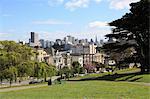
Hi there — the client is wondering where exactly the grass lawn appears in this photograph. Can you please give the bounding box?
[70,68,150,83]
[0,81,149,99]
[0,68,149,99]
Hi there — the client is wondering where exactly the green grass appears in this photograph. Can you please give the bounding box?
[116,73,150,83]
[115,68,140,74]
[71,68,139,79]
[70,68,150,83]
[0,68,149,99]
[0,81,149,99]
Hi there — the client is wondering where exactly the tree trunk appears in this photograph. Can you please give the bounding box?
[140,57,150,73]
[10,79,12,87]
[44,73,47,82]
[140,44,150,73]
[136,44,149,73]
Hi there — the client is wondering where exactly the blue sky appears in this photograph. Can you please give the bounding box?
[0,0,140,42]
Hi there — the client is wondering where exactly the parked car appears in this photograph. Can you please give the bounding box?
[29,80,43,84]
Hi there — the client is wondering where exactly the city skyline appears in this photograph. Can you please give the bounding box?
[0,0,140,42]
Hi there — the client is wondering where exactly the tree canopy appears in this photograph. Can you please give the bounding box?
[0,41,56,85]
[103,0,149,73]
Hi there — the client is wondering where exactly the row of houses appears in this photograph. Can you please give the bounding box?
[25,32,106,70]
[32,43,105,70]
[26,32,139,71]
[19,32,140,72]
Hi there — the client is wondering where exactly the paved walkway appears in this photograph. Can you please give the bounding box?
[0,76,60,88]
[0,84,47,92]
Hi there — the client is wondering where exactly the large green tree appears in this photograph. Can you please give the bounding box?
[103,0,149,73]
[0,41,57,85]
[72,61,82,75]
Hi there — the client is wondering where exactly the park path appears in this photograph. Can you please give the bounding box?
[0,76,61,93]
[1,79,149,93]
[0,84,47,92]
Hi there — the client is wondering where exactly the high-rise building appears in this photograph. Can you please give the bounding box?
[95,36,98,44]
[29,32,39,47]
[39,39,46,48]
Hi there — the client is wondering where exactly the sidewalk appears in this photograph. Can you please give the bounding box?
[0,76,61,88]
[0,84,47,92]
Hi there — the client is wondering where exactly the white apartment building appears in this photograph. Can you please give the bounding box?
[53,50,72,69]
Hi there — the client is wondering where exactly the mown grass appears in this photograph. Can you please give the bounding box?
[70,68,150,83]
[0,68,149,99]
[0,81,149,99]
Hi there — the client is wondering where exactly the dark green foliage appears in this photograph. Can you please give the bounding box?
[72,61,82,74]
[60,66,71,80]
[104,0,150,73]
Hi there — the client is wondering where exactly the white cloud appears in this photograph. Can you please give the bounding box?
[88,21,108,28]
[109,0,140,10]
[65,0,90,11]
[32,19,72,25]
[47,0,139,10]
[65,0,102,11]
[48,0,64,6]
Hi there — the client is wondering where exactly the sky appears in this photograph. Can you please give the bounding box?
[0,0,140,42]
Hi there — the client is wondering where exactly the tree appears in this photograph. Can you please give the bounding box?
[104,0,149,73]
[40,62,56,81]
[0,41,35,84]
[4,67,17,86]
[0,41,58,85]
[17,61,34,81]
[0,70,5,84]
[72,61,82,75]
[84,63,96,73]
[46,65,56,79]
[60,66,71,80]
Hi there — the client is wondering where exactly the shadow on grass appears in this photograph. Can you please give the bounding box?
[68,71,143,82]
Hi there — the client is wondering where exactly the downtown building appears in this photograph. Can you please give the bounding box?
[29,32,40,47]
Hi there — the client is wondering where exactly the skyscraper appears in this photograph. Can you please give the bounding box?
[29,32,39,47]
[39,39,45,48]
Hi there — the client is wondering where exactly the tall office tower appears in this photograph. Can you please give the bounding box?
[29,32,39,47]
[39,39,45,48]
[95,36,98,43]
